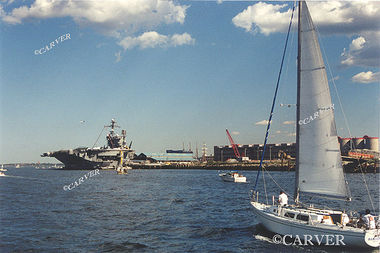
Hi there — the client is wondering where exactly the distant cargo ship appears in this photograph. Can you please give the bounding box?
[41,119,135,170]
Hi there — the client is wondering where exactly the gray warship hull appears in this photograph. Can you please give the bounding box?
[42,119,135,170]
[43,148,134,170]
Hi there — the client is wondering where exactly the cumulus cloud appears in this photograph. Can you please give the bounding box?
[232,1,380,74]
[282,121,295,125]
[1,0,188,36]
[233,1,380,36]
[232,2,291,35]
[352,71,380,84]
[118,31,194,50]
[0,0,194,59]
[231,131,240,135]
[349,36,366,51]
[255,120,270,126]
[171,33,195,46]
[341,33,380,67]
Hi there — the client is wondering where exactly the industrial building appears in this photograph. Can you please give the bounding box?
[214,143,295,162]
[339,136,379,155]
[214,135,379,162]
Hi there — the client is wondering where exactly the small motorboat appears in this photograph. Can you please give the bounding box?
[0,172,6,177]
[219,171,246,183]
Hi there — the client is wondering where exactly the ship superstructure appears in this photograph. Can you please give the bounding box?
[42,119,135,169]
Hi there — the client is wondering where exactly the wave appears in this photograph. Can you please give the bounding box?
[99,241,149,252]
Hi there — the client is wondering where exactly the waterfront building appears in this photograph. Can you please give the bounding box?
[214,135,379,162]
[214,143,295,162]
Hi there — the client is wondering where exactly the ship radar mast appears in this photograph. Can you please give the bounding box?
[105,119,127,149]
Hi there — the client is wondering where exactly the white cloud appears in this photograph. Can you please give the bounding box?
[255,120,270,126]
[0,0,194,60]
[118,31,194,50]
[232,2,291,35]
[1,0,188,36]
[171,33,195,46]
[232,1,380,69]
[115,51,121,63]
[233,1,380,36]
[282,121,295,125]
[341,33,380,67]
[275,130,281,134]
[349,36,366,51]
[287,132,296,137]
[352,71,380,84]
[231,131,239,135]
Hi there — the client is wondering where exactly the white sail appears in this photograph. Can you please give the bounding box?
[296,2,348,199]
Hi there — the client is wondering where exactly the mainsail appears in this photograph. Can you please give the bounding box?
[295,2,349,199]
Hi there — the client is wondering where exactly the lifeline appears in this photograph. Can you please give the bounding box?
[34,33,71,55]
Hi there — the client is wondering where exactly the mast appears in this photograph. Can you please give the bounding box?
[294,0,301,203]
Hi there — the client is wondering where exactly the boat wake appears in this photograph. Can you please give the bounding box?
[1,175,49,182]
[254,234,275,244]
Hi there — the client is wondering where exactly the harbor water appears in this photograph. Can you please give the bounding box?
[0,167,379,252]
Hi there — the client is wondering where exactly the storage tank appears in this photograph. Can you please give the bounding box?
[352,137,364,149]
[363,136,379,151]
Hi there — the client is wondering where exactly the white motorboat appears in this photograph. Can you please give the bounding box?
[219,171,246,183]
[250,1,379,248]
[0,172,6,177]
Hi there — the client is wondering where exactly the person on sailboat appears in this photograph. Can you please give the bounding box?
[356,214,366,228]
[363,209,376,230]
[341,212,350,226]
[278,191,288,206]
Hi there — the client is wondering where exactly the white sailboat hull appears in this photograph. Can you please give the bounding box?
[251,201,380,248]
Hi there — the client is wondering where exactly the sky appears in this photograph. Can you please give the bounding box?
[0,0,379,163]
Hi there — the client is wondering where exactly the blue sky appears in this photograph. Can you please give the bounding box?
[1,0,379,163]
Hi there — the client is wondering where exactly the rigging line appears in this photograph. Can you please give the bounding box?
[253,2,296,191]
[262,167,291,198]
[262,167,268,204]
[280,19,297,108]
[261,166,311,208]
[318,30,376,210]
[358,164,376,211]
[92,126,106,148]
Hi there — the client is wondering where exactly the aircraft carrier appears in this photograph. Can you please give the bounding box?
[41,119,135,170]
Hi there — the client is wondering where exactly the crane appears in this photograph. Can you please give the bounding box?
[226,129,241,159]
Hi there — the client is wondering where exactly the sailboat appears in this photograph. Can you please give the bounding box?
[250,1,379,248]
